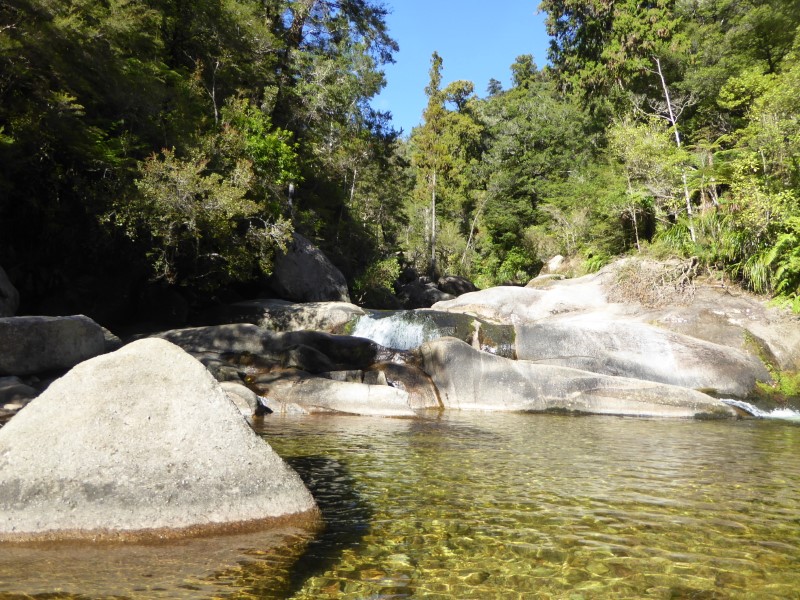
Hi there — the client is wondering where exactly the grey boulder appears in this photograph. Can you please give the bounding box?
[420,338,736,418]
[0,315,107,376]
[0,338,317,541]
[269,233,350,302]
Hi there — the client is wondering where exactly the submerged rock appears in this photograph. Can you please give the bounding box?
[420,338,736,418]
[0,338,317,541]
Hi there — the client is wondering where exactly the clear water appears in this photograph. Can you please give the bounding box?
[2,413,800,599]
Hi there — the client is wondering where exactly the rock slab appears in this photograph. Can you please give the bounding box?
[420,338,736,418]
[0,338,317,541]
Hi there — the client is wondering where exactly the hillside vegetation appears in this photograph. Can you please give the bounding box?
[2,0,799,318]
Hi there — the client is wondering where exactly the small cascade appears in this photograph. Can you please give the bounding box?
[350,311,442,350]
[721,399,800,421]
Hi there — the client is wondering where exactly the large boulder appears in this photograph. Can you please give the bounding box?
[204,299,365,333]
[269,233,350,302]
[0,338,317,541]
[516,314,771,398]
[419,338,736,418]
[371,363,441,410]
[0,267,19,317]
[437,275,478,297]
[0,315,107,376]
[398,280,454,309]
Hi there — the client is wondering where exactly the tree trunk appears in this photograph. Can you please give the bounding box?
[654,57,696,243]
[430,169,437,278]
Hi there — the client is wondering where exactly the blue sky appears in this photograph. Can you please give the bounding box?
[372,1,551,135]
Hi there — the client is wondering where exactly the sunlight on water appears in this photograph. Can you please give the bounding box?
[2,413,800,599]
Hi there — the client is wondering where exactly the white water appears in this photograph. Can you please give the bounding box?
[350,311,442,350]
[721,398,800,421]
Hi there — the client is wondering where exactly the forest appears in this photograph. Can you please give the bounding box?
[1,0,799,323]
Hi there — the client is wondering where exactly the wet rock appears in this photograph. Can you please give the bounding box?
[0,338,318,541]
[157,325,384,372]
[371,363,441,410]
[0,315,107,376]
[419,337,736,418]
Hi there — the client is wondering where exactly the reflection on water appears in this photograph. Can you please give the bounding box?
[1,413,800,599]
[259,414,800,599]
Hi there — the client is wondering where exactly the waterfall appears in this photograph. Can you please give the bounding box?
[721,399,800,421]
[350,311,442,350]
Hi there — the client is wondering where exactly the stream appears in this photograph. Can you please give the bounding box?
[2,412,799,598]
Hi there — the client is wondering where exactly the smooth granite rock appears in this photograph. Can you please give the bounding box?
[0,338,318,541]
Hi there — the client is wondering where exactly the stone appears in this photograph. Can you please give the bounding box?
[0,377,38,409]
[371,363,441,410]
[398,280,455,309]
[437,275,479,297]
[263,375,415,417]
[0,315,107,376]
[515,314,770,398]
[544,255,565,273]
[204,299,365,333]
[269,233,350,302]
[0,338,317,541]
[419,337,736,418]
[219,381,260,417]
[0,267,19,317]
[432,275,612,324]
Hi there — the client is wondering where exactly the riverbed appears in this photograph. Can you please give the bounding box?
[1,412,799,598]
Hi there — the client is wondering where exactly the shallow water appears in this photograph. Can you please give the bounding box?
[2,413,800,599]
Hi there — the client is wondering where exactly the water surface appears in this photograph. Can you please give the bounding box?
[258,413,800,599]
[1,413,799,599]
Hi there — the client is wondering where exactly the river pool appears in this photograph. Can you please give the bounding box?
[1,412,800,599]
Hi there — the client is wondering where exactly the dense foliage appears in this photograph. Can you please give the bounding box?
[403,0,800,306]
[0,0,402,318]
[3,0,800,318]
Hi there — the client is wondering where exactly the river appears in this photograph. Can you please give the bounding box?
[1,412,799,598]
